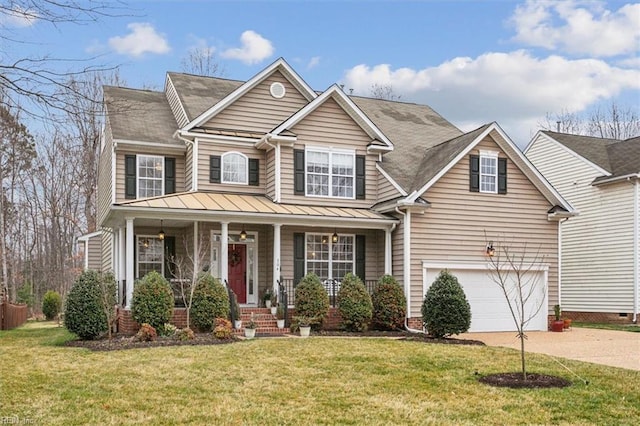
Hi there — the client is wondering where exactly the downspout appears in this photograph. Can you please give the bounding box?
[395,206,423,333]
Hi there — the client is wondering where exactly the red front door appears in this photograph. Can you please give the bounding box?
[228,245,247,303]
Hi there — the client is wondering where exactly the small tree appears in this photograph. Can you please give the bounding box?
[294,273,329,330]
[42,290,62,320]
[371,275,406,330]
[486,236,547,381]
[337,273,372,331]
[421,270,471,338]
[99,272,117,340]
[131,271,174,331]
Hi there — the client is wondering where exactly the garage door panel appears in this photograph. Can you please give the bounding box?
[424,266,547,333]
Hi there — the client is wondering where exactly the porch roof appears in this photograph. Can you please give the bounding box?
[109,192,397,229]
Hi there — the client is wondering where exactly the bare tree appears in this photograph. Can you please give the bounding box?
[181,47,225,77]
[541,101,640,139]
[485,235,547,381]
[99,272,117,340]
[370,83,401,101]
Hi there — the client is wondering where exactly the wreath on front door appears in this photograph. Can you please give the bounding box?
[230,249,242,267]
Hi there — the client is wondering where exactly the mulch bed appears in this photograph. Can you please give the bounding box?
[479,372,572,389]
[65,334,238,352]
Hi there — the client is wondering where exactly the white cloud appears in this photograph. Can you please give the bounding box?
[108,23,170,58]
[307,56,321,69]
[342,51,640,146]
[221,30,274,65]
[510,1,640,57]
[0,6,37,27]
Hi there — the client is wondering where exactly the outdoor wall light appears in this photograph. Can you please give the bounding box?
[332,230,339,243]
[158,220,165,241]
[239,226,247,241]
[486,242,495,257]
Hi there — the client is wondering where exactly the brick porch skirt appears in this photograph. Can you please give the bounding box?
[560,311,636,324]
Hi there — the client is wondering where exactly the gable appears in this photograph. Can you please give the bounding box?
[203,70,310,133]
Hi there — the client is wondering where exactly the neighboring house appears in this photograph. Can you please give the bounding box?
[525,131,639,323]
[77,231,102,271]
[97,58,575,333]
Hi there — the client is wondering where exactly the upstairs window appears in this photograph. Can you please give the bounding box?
[480,153,498,193]
[222,152,248,184]
[137,155,164,198]
[305,148,354,198]
[470,151,507,194]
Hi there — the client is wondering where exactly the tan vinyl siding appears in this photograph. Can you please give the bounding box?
[281,98,377,207]
[205,71,309,133]
[115,151,186,202]
[165,76,188,127]
[185,143,193,191]
[266,148,276,200]
[197,143,266,194]
[378,172,402,203]
[97,123,114,226]
[87,235,102,271]
[101,230,113,273]
[391,216,405,287]
[409,136,559,317]
[527,134,635,312]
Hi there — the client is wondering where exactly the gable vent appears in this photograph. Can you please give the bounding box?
[270,82,286,99]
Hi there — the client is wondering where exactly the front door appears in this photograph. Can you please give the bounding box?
[228,244,247,303]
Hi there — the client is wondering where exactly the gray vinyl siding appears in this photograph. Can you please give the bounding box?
[101,230,113,273]
[87,234,102,271]
[204,71,309,133]
[527,134,635,313]
[97,123,114,226]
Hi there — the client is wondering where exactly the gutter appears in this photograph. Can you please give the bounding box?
[592,173,640,186]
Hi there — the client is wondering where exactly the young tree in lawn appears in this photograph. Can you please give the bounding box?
[99,272,118,340]
[485,235,547,381]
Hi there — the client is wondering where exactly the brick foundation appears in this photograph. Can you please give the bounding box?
[117,307,190,335]
[561,311,636,324]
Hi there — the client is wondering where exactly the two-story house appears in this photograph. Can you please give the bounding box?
[95,58,575,333]
[526,131,639,324]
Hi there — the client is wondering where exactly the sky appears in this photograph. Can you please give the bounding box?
[3,0,640,147]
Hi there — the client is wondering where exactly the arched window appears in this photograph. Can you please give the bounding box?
[222,152,248,184]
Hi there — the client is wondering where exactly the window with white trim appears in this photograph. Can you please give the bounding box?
[137,155,164,198]
[305,234,354,281]
[222,152,248,184]
[137,236,164,278]
[479,152,498,193]
[305,148,354,198]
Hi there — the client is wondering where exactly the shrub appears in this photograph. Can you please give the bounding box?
[213,318,233,340]
[131,271,174,330]
[159,323,177,337]
[294,273,329,330]
[134,323,157,342]
[174,328,195,341]
[421,270,471,338]
[371,275,406,330]
[337,273,372,331]
[42,290,62,320]
[64,270,107,340]
[191,274,230,332]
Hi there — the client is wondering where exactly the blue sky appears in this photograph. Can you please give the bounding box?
[4,0,639,146]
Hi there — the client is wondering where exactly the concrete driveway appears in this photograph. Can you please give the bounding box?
[461,327,640,371]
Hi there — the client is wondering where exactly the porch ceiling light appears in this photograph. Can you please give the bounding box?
[332,230,339,243]
[240,226,247,241]
[158,220,165,241]
[486,242,495,257]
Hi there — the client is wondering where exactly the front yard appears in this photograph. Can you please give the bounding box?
[2,322,639,425]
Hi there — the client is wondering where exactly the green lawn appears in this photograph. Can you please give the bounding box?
[573,321,640,333]
[2,322,639,425]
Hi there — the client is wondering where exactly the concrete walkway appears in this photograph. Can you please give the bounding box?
[461,327,640,371]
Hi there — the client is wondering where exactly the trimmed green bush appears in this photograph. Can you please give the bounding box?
[294,273,329,330]
[421,270,471,338]
[42,290,62,320]
[337,273,372,331]
[371,275,406,330]
[64,270,107,340]
[131,271,174,330]
[191,274,230,332]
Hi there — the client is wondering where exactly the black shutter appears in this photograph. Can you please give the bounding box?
[165,157,176,194]
[356,155,366,199]
[248,158,259,186]
[469,155,479,192]
[125,155,136,199]
[164,236,176,279]
[498,158,507,194]
[210,155,221,183]
[355,235,365,282]
[294,233,305,285]
[294,149,305,195]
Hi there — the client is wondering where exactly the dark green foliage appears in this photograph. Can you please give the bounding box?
[421,270,471,338]
[131,271,174,330]
[191,274,230,332]
[294,273,329,330]
[42,290,62,320]
[64,270,108,340]
[371,275,406,330]
[337,273,372,331]
[16,283,35,307]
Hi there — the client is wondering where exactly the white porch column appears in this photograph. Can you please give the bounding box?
[118,227,125,304]
[273,224,282,295]
[384,227,392,275]
[125,218,134,309]
[220,222,229,285]
[193,221,199,273]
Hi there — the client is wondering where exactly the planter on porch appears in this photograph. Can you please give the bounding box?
[299,326,311,338]
[244,327,256,339]
[234,320,242,330]
[276,319,285,329]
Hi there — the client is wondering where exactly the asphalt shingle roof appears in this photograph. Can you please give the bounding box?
[167,72,243,120]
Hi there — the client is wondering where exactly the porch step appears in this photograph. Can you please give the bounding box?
[235,307,289,335]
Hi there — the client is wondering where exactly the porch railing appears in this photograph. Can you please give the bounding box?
[279,278,379,308]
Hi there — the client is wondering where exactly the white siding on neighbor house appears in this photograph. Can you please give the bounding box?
[280,98,378,208]
[407,136,559,318]
[204,71,309,133]
[196,143,266,194]
[527,134,636,313]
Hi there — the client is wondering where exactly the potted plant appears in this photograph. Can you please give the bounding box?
[244,313,257,339]
[270,301,278,316]
[295,316,312,338]
[263,289,273,308]
[233,298,242,330]
[563,317,572,330]
[551,304,564,332]
[276,304,285,329]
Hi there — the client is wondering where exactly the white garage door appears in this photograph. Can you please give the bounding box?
[424,264,548,332]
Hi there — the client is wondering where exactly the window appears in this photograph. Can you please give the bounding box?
[137,236,164,278]
[305,234,354,281]
[222,152,248,184]
[137,155,164,198]
[480,153,498,193]
[305,148,354,198]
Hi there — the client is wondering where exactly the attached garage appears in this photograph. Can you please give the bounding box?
[423,262,549,332]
